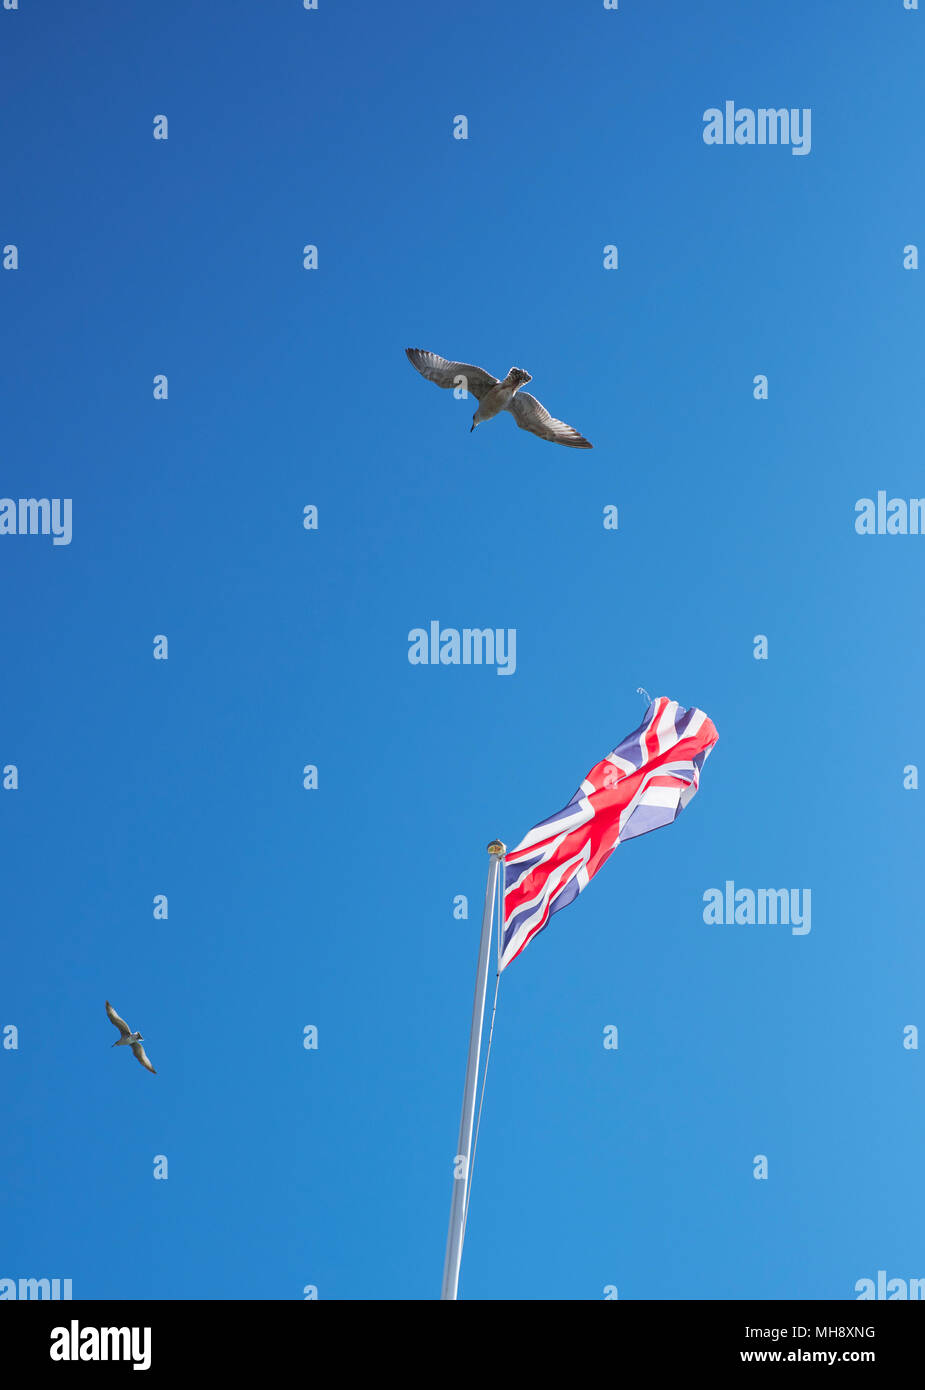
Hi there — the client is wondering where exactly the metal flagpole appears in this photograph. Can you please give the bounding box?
[440,837,506,1301]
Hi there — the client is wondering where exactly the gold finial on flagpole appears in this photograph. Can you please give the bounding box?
[487,839,506,856]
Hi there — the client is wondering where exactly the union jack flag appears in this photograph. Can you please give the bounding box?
[499,697,718,971]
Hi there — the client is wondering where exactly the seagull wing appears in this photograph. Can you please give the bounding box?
[132,1041,156,1074]
[106,1000,132,1038]
[405,349,497,401]
[506,391,593,448]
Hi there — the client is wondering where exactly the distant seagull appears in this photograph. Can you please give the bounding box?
[405,349,593,448]
[105,1001,156,1074]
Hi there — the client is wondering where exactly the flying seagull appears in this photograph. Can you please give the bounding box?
[405,349,593,448]
[105,1000,156,1074]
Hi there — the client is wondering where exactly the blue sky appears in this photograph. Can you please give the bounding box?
[2,0,924,1300]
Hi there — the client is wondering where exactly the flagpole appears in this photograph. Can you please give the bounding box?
[440,837,506,1301]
